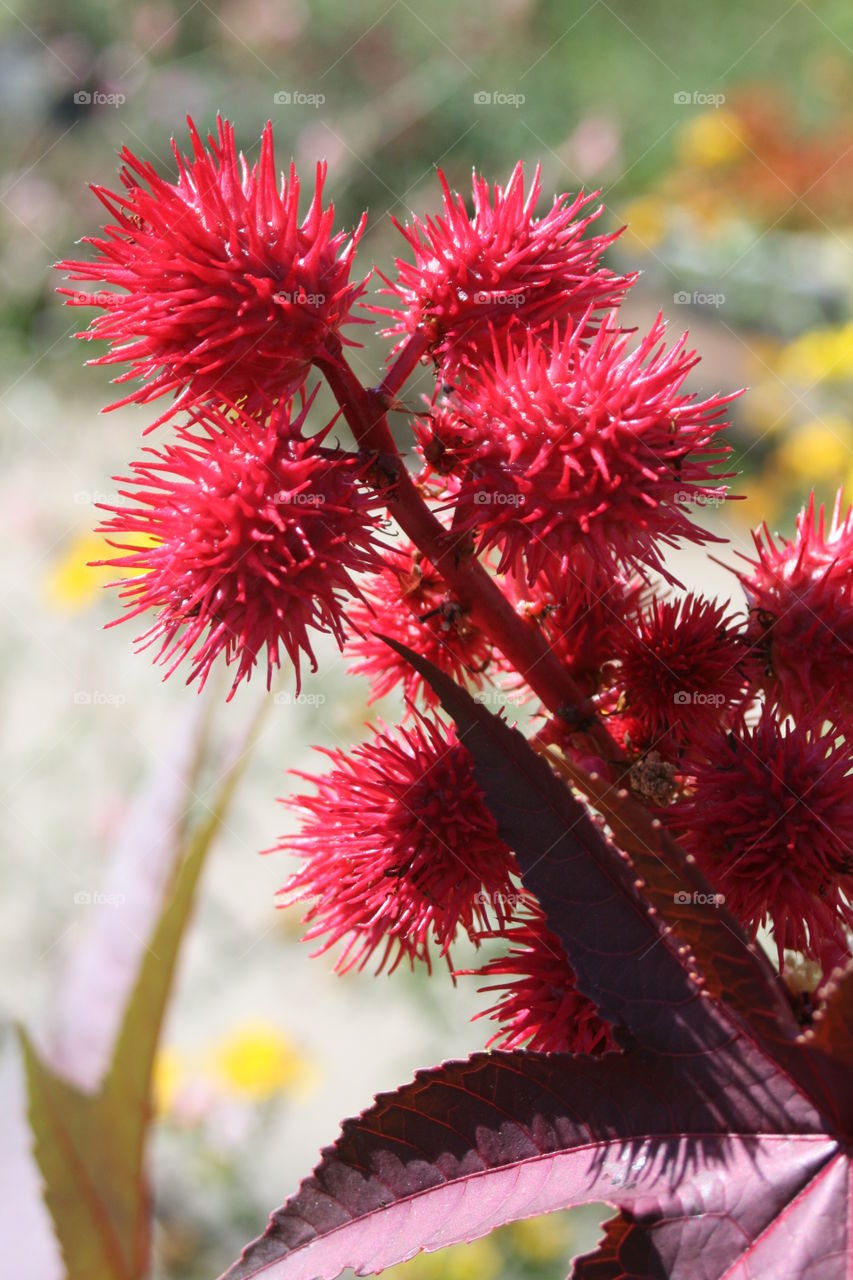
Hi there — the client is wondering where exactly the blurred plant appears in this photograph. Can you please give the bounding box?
[54,117,853,1280]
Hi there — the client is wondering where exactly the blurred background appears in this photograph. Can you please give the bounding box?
[2,1,853,1276]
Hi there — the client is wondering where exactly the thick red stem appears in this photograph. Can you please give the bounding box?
[316,340,621,770]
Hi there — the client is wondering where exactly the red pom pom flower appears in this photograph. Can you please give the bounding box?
[429,315,735,583]
[58,116,367,422]
[378,163,630,378]
[279,713,518,973]
[345,542,495,707]
[736,490,853,722]
[672,706,853,962]
[96,393,382,698]
[462,899,615,1054]
[611,592,751,762]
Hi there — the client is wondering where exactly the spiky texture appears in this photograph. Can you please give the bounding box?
[279,714,518,973]
[58,116,367,422]
[377,163,630,378]
[96,394,382,698]
[672,706,853,963]
[430,316,735,583]
[612,593,752,762]
[462,900,616,1054]
[509,558,646,698]
[736,490,853,722]
[346,542,495,708]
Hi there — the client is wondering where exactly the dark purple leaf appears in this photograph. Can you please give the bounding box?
[221,1044,840,1280]
[220,654,853,1280]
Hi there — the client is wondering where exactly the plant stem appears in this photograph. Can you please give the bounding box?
[316,339,622,772]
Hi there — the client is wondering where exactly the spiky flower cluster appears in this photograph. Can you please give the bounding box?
[611,593,750,762]
[424,316,734,583]
[97,395,382,697]
[59,116,367,420]
[64,125,853,1055]
[673,706,853,961]
[279,714,518,973]
[737,491,853,719]
[377,163,630,378]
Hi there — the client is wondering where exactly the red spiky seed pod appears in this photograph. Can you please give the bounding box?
[671,706,853,963]
[278,713,518,974]
[345,542,495,707]
[438,315,735,584]
[57,116,367,423]
[611,593,752,763]
[461,899,616,1054]
[96,394,382,698]
[377,163,631,379]
[736,490,853,722]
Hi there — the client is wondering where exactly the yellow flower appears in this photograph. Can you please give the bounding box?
[212,1021,314,1101]
[777,323,853,384]
[676,110,745,168]
[44,530,161,612]
[619,195,668,252]
[776,417,853,481]
[43,533,114,612]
